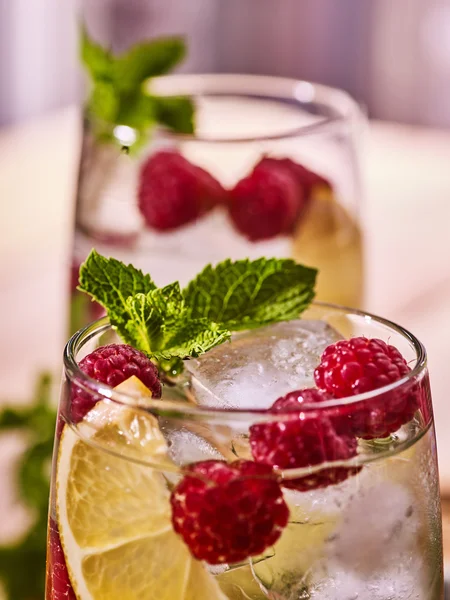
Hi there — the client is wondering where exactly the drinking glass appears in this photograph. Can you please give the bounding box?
[71,73,364,331]
[46,304,442,599]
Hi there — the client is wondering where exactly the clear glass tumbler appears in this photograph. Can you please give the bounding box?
[46,304,442,600]
[71,73,364,332]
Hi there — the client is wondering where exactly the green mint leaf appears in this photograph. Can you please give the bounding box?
[0,373,56,600]
[155,319,230,360]
[113,37,186,90]
[78,251,230,361]
[115,91,156,129]
[183,258,317,331]
[149,282,184,326]
[123,293,162,355]
[152,95,195,134]
[79,252,316,365]
[88,81,119,123]
[0,407,31,430]
[19,440,54,513]
[80,25,113,81]
[78,249,156,341]
[0,373,54,435]
[80,28,194,147]
[124,284,193,356]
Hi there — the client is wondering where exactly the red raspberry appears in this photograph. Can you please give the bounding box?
[314,337,419,439]
[228,159,305,241]
[71,344,161,423]
[249,389,360,491]
[138,150,225,231]
[258,156,331,198]
[46,519,76,600]
[170,459,289,564]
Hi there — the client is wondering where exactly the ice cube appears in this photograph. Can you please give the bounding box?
[186,320,342,410]
[309,556,425,600]
[165,428,224,466]
[305,477,427,600]
[328,480,419,572]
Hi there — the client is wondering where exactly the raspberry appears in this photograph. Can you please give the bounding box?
[138,150,225,231]
[228,159,305,241]
[71,344,161,423]
[249,389,360,491]
[258,156,331,198]
[314,337,419,439]
[46,519,76,600]
[170,459,289,564]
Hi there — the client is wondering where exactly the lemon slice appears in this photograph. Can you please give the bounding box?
[56,376,227,600]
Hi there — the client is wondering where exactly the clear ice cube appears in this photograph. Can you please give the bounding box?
[306,478,426,600]
[309,557,425,600]
[329,480,419,571]
[165,428,224,466]
[186,320,343,409]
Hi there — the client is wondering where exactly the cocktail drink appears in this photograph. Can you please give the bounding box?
[47,253,442,599]
[71,62,364,331]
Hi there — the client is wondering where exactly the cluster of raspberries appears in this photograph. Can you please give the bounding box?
[137,150,330,241]
[68,336,419,565]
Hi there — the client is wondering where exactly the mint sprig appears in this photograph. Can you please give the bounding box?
[184,258,317,331]
[78,251,155,337]
[81,26,112,81]
[112,39,186,90]
[79,250,317,366]
[80,27,195,145]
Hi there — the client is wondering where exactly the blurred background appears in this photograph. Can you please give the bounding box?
[2,0,450,127]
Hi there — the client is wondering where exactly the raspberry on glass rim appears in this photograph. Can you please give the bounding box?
[314,337,420,439]
[249,389,361,491]
[138,150,226,231]
[170,459,289,564]
[71,344,161,424]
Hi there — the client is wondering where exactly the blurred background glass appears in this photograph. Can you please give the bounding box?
[71,73,364,335]
[2,0,450,128]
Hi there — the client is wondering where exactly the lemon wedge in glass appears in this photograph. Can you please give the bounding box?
[56,376,227,600]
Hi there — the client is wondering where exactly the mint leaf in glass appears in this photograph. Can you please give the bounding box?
[80,27,195,142]
[115,92,156,130]
[78,251,317,366]
[148,282,185,327]
[123,287,229,359]
[158,319,230,360]
[183,258,317,331]
[123,293,161,355]
[122,284,187,354]
[152,95,195,134]
[78,249,156,342]
[80,25,113,80]
[113,37,186,91]
[88,81,119,123]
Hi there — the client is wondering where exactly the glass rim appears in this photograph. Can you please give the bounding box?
[145,73,361,144]
[63,302,427,423]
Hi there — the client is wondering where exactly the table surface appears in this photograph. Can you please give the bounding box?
[2,106,450,542]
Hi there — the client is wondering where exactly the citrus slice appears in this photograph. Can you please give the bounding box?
[56,376,227,600]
